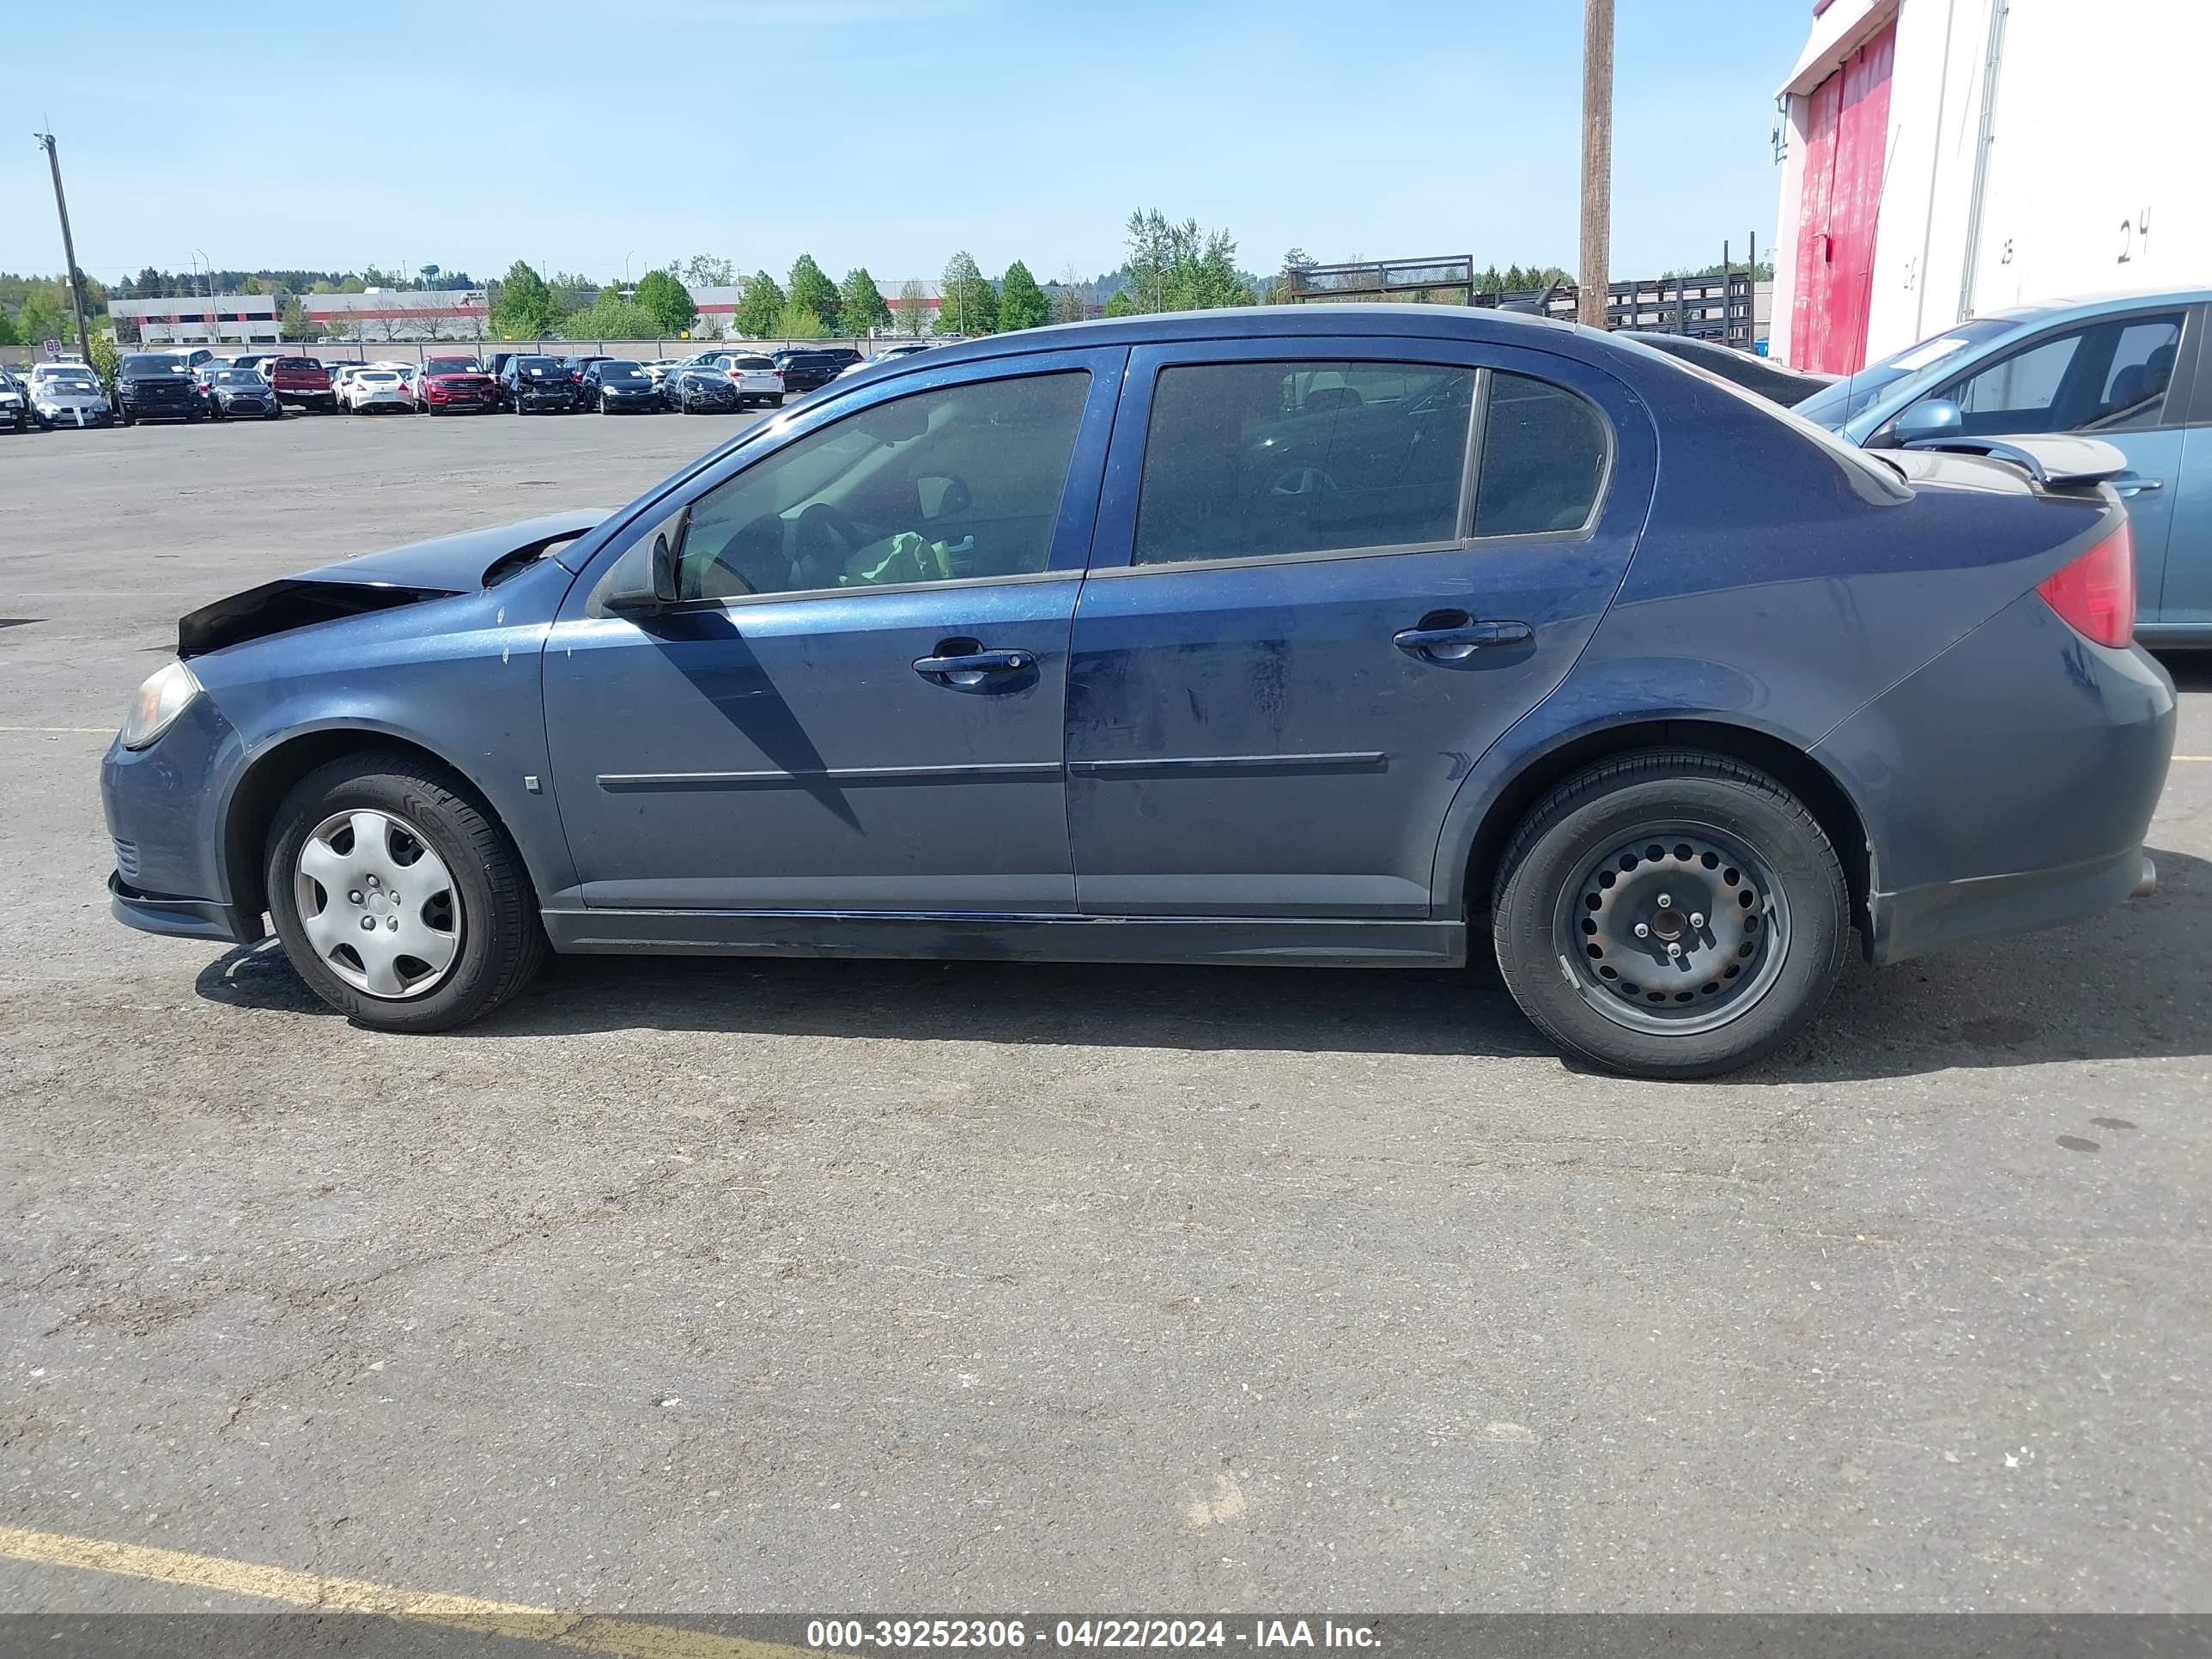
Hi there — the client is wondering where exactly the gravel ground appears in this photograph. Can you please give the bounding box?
[3,411,2209,1615]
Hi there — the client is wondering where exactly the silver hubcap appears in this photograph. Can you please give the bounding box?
[294,809,463,1000]
[1557,826,1790,1036]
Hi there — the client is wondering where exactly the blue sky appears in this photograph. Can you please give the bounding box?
[6,0,1808,289]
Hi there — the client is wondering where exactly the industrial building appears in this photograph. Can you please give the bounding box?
[107,293,281,345]
[1771,0,2210,374]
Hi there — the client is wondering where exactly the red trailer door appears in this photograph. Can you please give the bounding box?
[1790,18,1895,374]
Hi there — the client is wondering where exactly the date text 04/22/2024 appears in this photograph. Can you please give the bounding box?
[805,1619,1383,1650]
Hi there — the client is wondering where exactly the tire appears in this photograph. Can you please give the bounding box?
[1490,750,1849,1080]
[264,752,546,1034]
[769,394,784,408]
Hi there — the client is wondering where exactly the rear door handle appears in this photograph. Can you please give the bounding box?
[1393,615,1534,662]
[913,647,1036,685]
[2112,472,2164,496]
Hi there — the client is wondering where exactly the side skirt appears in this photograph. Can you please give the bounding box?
[541,908,1467,969]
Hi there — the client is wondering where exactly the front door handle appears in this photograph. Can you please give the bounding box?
[2112,472,2165,496]
[1393,614,1534,662]
[913,647,1036,686]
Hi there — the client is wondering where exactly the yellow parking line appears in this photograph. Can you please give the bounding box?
[0,1525,811,1659]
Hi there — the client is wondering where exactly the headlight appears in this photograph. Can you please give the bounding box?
[119,659,203,750]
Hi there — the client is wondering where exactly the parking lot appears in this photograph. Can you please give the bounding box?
[4,412,2210,1614]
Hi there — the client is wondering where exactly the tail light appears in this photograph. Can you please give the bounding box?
[2035,520,2135,648]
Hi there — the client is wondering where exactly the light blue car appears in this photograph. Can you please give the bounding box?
[1796,289,2211,648]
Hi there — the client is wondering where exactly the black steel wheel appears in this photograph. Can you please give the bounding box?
[1492,751,1849,1079]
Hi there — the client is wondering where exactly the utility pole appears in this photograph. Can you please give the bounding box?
[1577,0,1614,330]
[33,133,95,365]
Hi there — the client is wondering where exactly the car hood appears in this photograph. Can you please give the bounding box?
[177,508,611,657]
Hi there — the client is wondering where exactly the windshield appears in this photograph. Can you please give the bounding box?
[212,371,259,386]
[426,358,480,374]
[518,357,562,372]
[1792,317,2015,429]
[601,363,647,380]
[44,374,97,392]
[120,356,185,376]
[730,356,774,369]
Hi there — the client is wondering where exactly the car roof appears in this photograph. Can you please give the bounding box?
[1984,286,2212,323]
[907,302,1589,375]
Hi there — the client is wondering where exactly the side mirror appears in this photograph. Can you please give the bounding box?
[1893,398,1964,447]
[606,506,688,612]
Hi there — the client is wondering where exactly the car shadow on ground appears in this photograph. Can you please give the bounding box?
[194,845,2211,1082]
[2157,653,2212,692]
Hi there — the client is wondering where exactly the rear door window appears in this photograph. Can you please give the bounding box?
[1131,360,1475,565]
[1473,374,1609,536]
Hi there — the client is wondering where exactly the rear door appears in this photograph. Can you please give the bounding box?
[1064,337,1655,919]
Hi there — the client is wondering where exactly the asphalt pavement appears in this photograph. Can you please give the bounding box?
[3,410,2209,1617]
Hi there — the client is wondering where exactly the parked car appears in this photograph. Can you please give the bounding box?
[641,359,682,386]
[0,368,29,433]
[581,360,663,414]
[112,353,204,424]
[264,356,337,413]
[1620,332,1835,406]
[341,368,414,414]
[667,366,740,413]
[772,346,862,392]
[1792,287,2212,648]
[712,352,785,407]
[562,355,613,393]
[197,366,283,420]
[501,355,579,414]
[416,356,498,415]
[228,352,282,378]
[836,342,935,380]
[25,362,112,428]
[98,307,2176,1077]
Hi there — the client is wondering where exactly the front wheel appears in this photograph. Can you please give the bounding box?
[1490,751,1849,1079]
[265,754,546,1033]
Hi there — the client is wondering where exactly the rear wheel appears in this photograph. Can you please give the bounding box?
[1490,751,1849,1079]
[265,754,545,1033]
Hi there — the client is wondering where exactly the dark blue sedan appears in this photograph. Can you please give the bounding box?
[100,307,2177,1078]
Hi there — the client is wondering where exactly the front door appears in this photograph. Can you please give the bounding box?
[543,348,1122,912]
[1064,339,1655,919]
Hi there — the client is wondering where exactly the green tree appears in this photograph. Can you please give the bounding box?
[787,254,842,335]
[679,253,737,289]
[775,303,827,340]
[995,260,1051,331]
[734,270,786,337]
[838,267,891,337]
[15,287,66,349]
[937,251,996,335]
[1103,290,1137,318]
[278,296,323,342]
[559,290,661,339]
[87,333,119,383]
[1122,210,1253,313]
[635,268,696,336]
[491,261,560,338]
[0,308,16,346]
